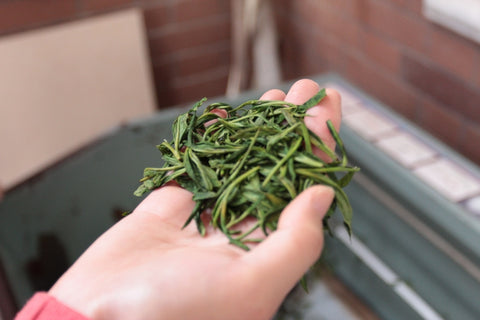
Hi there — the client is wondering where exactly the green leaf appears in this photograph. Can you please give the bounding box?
[132,88,359,274]
[184,147,220,191]
[299,88,326,111]
[133,184,148,197]
[193,191,217,201]
[173,112,189,151]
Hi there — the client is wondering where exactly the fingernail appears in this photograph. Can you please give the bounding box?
[311,185,335,219]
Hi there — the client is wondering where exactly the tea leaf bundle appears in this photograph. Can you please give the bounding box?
[134,89,359,249]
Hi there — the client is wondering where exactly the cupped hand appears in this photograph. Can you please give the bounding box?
[49,79,342,320]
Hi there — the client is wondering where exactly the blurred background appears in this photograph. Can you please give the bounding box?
[0,0,479,191]
[1,0,480,319]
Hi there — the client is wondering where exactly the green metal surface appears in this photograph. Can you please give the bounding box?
[0,107,184,304]
[323,235,423,320]
[325,75,480,319]
[339,175,480,319]
[1,73,480,319]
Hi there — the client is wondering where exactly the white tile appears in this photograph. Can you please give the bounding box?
[465,196,480,217]
[342,101,366,117]
[343,110,397,141]
[414,159,480,202]
[325,82,361,106]
[375,132,437,168]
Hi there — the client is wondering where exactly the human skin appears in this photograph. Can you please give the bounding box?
[48,79,342,320]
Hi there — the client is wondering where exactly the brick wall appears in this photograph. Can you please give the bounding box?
[1,0,479,165]
[275,0,480,165]
[0,0,231,108]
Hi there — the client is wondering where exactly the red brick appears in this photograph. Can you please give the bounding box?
[0,0,76,34]
[278,26,306,79]
[173,44,230,78]
[360,0,429,54]
[343,51,419,120]
[360,29,401,73]
[274,12,296,78]
[277,13,333,77]
[152,62,177,108]
[81,0,133,12]
[319,6,362,47]
[475,53,480,88]
[427,25,479,84]
[172,0,229,23]
[153,43,230,82]
[290,0,321,30]
[295,48,329,79]
[312,32,346,72]
[144,4,172,30]
[402,53,480,123]
[296,0,361,48]
[406,0,423,14]
[276,5,349,79]
[169,69,229,106]
[460,123,480,165]
[322,0,362,20]
[148,17,230,57]
[388,0,423,15]
[418,98,463,148]
[152,61,175,85]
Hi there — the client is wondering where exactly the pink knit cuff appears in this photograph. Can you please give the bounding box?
[15,292,90,320]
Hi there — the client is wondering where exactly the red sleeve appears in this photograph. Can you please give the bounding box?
[15,292,91,320]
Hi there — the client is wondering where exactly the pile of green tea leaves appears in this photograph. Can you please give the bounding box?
[134,89,359,250]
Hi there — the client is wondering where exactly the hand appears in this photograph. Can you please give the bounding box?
[48,79,342,320]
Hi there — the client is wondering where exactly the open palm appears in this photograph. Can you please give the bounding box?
[48,79,342,320]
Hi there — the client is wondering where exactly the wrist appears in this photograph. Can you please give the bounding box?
[16,292,94,320]
[48,281,106,320]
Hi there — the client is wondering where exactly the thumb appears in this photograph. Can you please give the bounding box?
[242,185,334,294]
[133,185,196,225]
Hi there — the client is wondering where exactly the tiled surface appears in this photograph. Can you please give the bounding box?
[376,132,436,168]
[343,110,397,141]
[327,81,480,216]
[465,196,480,217]
[414,159,480,202]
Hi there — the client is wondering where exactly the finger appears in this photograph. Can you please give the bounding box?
[260,88,286,101]
[304,88,341,153]
[284,79,320,105]
[204,109,228,127]
[133,185,195,225]
[211,109,228,118]
[285,79,341,160]
[242,185,334,295]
